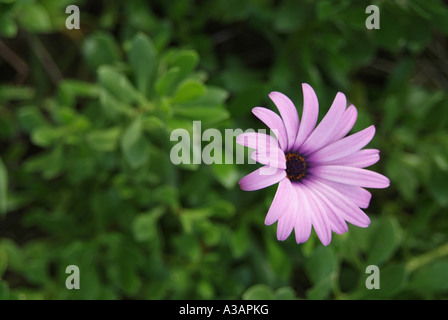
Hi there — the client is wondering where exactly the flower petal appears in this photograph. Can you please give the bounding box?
[306,179,371,228]
[327,104,358,145]
[292,183,312,244]
[305,182,348,235]
[300,91,346,155]
[252,107,288,151]
[277,196,297,241]
[265,178,294,225]
[307,184,349,235]
[239,166,286,191]
[292,83,319,150]
[316,149,380,168]
[269,91,300,150]
[310,165,390,189]
[251,147,287,169]
[301,183,332,246]
[318,178,372,209]
[236,132,278,150]
[308,125,376,163]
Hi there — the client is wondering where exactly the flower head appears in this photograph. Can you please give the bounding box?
[236,83,390,246]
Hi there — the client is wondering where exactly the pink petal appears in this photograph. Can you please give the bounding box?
[318,178,372,209]
[239,166,286,191]
[269,91,300,150]
[306,179,371,228]
[301,183,332,246]
[252,107,288,151]
[316,149,380,169]
[236,132,279,150]
[292,83,319,150]
[300,91,347,155]
[308,125,376,163]
[308,185,349,235]
[292,183,312,244]
[327,104,358,145]
[251,148,287,169]
[276,197,297,241]
[310,165,390,189]
[265,178,294,225]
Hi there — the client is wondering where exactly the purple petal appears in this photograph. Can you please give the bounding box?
[318,178,372,209]
[276,198,297,241]
[292,83,319,150]
[252,107,288,151]
[292,183,312,244]
[301,183,332,246]
[306,179,371,228]
[305,182,348,236]
[269,91,300,150]
[316,149,380,169]
[308,125,376,163]
[251,147,287,169]
[239,166,286,191]
[236,132,279,150]
[327,104,358,145]
[299,91,347,155]
[310,165,390,189]
[265,178,294,225]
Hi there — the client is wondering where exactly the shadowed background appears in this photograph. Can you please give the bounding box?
[0,0,448,299]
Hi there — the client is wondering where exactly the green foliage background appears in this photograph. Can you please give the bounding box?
[0,0,448,300]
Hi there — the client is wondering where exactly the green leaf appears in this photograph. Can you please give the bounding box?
[361,263,408,299]
[386,152,420,201]
[266,238,291,281]
[0,158,7,215]
[17,106,47,132]
[99,90,134,118]
[83,32,121,70]
[305,246,336,299]
[316,0,333,21]
[98,66,141,104]
[173,106,229,123]
[190,86,229,107]
[409,259,448,294]
[242,284,275,300]
[26,144,63,179]
[366,217,401,266]
[211,163,239,189]
[31,126,62,147]
[58,80,100,107]
[173,80,206,103]
[86,128,121,152]
[0,13,17,37]
[17,3,52,33]
[132,207,165,242]
[0,239,23,271]
[155,67,180,96]
[273,0,310,32]
[164,49,199,78]
[428,167,448,207]
[306,246,336,283]
[0,85,34,103]
[128,33,157,98]
[179,207,213,234]
[274,287,296,300]
[231,223,250,258]
[0,281,9,300]
[121,117,149,168]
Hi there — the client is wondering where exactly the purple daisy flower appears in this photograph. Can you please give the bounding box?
[236,83,390,246]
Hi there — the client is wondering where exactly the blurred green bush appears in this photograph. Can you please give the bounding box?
[0,0,448,299]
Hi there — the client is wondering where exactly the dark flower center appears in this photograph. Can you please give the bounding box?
[285,152,307,182]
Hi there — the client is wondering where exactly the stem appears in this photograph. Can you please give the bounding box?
[406,242,448,273]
